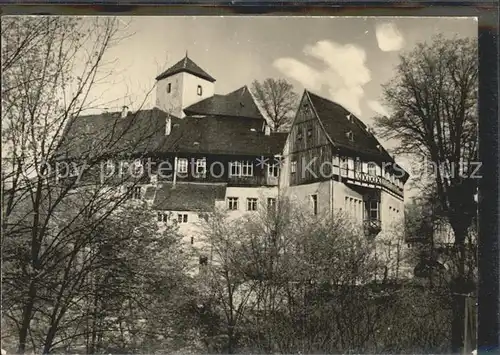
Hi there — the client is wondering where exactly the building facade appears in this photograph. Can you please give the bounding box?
[59,54,409,277]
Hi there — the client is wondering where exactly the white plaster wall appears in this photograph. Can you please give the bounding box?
[380,190,404,232]
[181,73,215,115]
[224,186,279,220]
[155,72,184,117]
[333,181,364,225]
[284,181,331,217]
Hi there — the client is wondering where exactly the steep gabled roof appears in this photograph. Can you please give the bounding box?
[184,86,264,120]
[152,183,226,211]
[307,91,391,160]
[306,91,409,180]
[155,55,216,83]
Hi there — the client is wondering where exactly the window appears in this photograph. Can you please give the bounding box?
[340,157,348,175]
[199,255,208,265]
[197,85,203,96]
[346,131,354,141]
[268,163,279,178]
[242,161,253,176]
[291,161,297,174]
[230,161,241,177]
[227,197,239,210]
[229,161,253,177]
[167,83,171,93]
[127,186,141,199]
[177,158,188,173]
[105,160,115,176]
[354,159,362,172]
[267,197,277,211]
[132,159,143,176]
[195,158,206,178]
[307,127,313,138]
[311,194,318,215]
[368,200,379,220]
[367,162,377,176]
[191,236,194,245]
[247,198,258,211]
[157,212,169,222]
[177,213,188,223]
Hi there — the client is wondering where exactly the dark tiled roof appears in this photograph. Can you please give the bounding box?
[152,183,226,211]
[307,91,409,179]
[56,108,181,159]
[155,55,215,83]
[58,109,286,159]
[184,86,264,120]
[162,115,287,156]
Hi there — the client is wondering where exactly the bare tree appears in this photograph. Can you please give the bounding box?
[0,16,191,354]
[251,78,298,132]
[375,35,478,352]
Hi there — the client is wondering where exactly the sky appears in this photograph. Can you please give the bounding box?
[86,16,477,199]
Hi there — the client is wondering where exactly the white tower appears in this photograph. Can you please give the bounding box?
[155,53,216,118]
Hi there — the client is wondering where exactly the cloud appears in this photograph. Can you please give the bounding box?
[367,100,390,117]
[273,40,371,116]
[273,58,321,89]
[375,23,404,52]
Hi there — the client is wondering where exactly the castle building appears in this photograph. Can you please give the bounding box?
[58,54,409,276]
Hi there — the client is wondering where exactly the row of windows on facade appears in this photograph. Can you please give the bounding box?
[104,159,279,179]
[227,197,277,211]
[166,82,203,96]
[343,197,401,221]
[289,157,404,188]
[157,212,188,223]
[156,198,278,225]
[176,158,279,178]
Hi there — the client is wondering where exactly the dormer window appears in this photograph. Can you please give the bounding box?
[167,83,171,93]
[346,131,354,141]
[197,85,203,96]
[346,114,352,122]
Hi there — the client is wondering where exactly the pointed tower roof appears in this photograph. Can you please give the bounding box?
[155,54,216,82]
[184,86,264,120]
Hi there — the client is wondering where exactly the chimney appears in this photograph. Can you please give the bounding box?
[264,124,271,136]
[121,106,129,118]
[165,116,172,135]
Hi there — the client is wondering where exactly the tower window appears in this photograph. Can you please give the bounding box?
[197,85,203,96]
[167,83,171,93]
